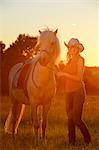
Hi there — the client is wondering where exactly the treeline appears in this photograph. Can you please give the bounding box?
[0,34,38,95]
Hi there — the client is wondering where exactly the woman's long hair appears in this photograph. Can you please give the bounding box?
[66,51,72,63]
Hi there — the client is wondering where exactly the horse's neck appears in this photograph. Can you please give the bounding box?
[36,61,54,74]
[32,60,54,87]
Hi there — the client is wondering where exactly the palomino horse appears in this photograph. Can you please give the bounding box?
[4,29,60,142]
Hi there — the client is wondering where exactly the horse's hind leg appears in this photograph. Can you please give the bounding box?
[42,102,51,140]
[4,101,25,135]
[12,102,25,135]
[31,106,40,142]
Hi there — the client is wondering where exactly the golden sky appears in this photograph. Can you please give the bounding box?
[0,0,99,66]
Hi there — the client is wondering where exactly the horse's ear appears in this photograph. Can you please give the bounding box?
[54,29,58,35]
[39,30,42,34]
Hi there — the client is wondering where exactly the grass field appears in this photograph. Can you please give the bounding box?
[0,94,99,150]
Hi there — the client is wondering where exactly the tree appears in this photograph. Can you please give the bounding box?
[1,34,37,95]
[0,41,6,95]
[0,41,5,59]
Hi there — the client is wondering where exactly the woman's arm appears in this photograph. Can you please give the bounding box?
[57,57,85,81]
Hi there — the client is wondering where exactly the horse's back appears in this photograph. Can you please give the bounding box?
[9,58,37,89]
[9,63,23,93]
[8,56,39,97]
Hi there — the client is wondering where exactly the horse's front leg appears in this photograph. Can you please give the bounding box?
[31,105,40,143]
[42,102,51,140]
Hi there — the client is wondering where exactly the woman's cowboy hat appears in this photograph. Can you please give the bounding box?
[64,38,84,52]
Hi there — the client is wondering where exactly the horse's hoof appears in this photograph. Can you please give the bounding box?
[42,136,47,144]
[11,134,17,140]
[34,138,39,146]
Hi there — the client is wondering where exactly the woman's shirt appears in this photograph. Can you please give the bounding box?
[65,57,85,93]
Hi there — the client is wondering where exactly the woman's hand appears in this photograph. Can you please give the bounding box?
[57,72,66,77]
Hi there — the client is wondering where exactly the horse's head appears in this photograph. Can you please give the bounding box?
[35,28,60,65]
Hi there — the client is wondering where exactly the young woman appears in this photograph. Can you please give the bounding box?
[58,38,91,145]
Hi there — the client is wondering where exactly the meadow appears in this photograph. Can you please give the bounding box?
[0,94,99,150]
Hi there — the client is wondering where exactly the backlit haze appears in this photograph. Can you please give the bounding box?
[0,0,99,66]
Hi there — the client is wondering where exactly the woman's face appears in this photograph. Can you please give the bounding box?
[68,47,80,57]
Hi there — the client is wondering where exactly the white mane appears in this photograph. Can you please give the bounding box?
[37,29,60,64]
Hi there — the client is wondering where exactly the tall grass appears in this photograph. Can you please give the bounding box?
[0,95,99,150]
